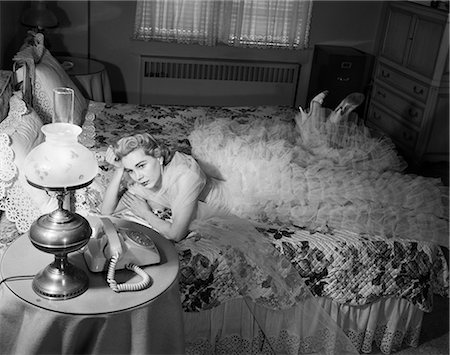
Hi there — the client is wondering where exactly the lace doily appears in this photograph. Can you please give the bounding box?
[79,111,96,148]
[0,132,42,233]
[0,92,46,233]
[0,134,17,198]
[0,91,29,135]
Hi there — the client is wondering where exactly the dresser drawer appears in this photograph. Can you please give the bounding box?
[375,64,429,103]
[367,105,418,150]
[371,82,424,127]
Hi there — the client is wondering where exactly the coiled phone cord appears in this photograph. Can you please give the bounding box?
[106,253,152,292]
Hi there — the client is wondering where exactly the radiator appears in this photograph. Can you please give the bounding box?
[139,56,300,106]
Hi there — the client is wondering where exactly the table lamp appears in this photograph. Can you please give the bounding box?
[23,92,98,300]
[21,0,58,32]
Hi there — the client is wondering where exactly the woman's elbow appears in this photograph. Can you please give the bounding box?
[164,229,188,243]
[100,204,114,215]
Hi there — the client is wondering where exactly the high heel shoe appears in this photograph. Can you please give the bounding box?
[329,92,365,124]
[296,91,329,126]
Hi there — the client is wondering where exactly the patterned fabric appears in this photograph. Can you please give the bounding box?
[1,101,445,317]
[77,102,448,314]
[176,221,448,313]
[85,101,295,154]
[0,70,13,123]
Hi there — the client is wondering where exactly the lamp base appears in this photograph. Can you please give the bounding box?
[32,257,89,300]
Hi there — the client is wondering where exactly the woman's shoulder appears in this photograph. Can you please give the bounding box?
[170,151,198,166]
[167,152,204,178]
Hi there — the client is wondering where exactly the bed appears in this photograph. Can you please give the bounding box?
[0,33,448,355]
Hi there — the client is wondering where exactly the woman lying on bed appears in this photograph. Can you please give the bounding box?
[101,92,448,247]
[101,133,227,242]
[97,92,448,354]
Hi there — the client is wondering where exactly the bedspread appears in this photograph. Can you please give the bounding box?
[1,101,446,316]
[177,220,448,313]
[78,101,449,314]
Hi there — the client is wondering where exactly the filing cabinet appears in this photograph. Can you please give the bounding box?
[307,45,374,116]
[367,1,449,167]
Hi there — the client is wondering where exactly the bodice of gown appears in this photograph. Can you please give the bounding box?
[145,152,229,220]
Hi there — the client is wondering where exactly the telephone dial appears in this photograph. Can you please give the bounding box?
[83,216,160,292]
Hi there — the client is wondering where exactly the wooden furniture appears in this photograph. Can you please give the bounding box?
[0,218,184,354]
[367,1,449,168]
[57,56,112,104]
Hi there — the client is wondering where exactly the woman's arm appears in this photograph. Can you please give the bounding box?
[101,167,125,215]
[121,176,200,242]
[101,146,126,215]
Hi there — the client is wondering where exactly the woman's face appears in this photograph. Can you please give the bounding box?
[121,148,162,190]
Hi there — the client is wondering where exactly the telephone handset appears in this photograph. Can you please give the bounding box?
[83,216,160,292]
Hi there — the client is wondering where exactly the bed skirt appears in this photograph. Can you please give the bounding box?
[184,296,422,354]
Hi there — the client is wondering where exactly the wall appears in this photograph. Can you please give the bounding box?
[0,0,385,106]
[0,1,28,70]
[88,1,384,106]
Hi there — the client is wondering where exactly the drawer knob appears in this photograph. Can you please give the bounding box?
[413,86,424,96]
[402,131,413,141]
[408,108,418,118]
[376,90,386,99]
[381,70,390,78]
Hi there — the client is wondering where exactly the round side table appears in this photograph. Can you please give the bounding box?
[0,218,184,354]
[58,56,112,104]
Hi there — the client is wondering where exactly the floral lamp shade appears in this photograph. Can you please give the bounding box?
[24,123,98,189]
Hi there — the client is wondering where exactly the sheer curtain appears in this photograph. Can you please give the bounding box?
[133,0,313,49]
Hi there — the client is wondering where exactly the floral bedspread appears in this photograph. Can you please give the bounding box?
[78,101,449,313]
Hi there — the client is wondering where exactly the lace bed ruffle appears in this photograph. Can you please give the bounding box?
[185,323,422,355]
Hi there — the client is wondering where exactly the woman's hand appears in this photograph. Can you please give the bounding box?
[127,183,150,200]
[105,146,123,170]
[121,191,153,220]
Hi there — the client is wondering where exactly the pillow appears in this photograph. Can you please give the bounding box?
[0,91,58,232]
[33,50,88,126]
[0,70,13,123]
[13,32,88,126]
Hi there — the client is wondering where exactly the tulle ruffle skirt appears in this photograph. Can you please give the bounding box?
[189,110,448,247]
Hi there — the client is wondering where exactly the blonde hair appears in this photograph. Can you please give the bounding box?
[114,133,173,165]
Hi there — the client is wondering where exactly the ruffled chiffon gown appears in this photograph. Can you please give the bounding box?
[189,93,449,248]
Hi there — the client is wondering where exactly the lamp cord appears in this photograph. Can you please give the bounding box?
[0,275,35,286]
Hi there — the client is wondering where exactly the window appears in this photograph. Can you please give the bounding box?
[134,0,313,49]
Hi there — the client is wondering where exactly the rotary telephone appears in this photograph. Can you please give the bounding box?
[83,216,160,292]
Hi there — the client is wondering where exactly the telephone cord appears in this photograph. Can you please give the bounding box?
[106,254,152,292]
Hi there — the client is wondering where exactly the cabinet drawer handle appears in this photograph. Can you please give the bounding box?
[372,112,381,120]
[376,90,386,99]
[408,108,418,118]
[402,131,413,141]
[413,86,424,96]
[381,70,390,78]
[337,76,350,82]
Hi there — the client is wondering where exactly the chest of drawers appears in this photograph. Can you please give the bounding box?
[367,1,449,167]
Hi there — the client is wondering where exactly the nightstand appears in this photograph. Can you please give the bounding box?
[58,56,112,104]
[0,218,185,354]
